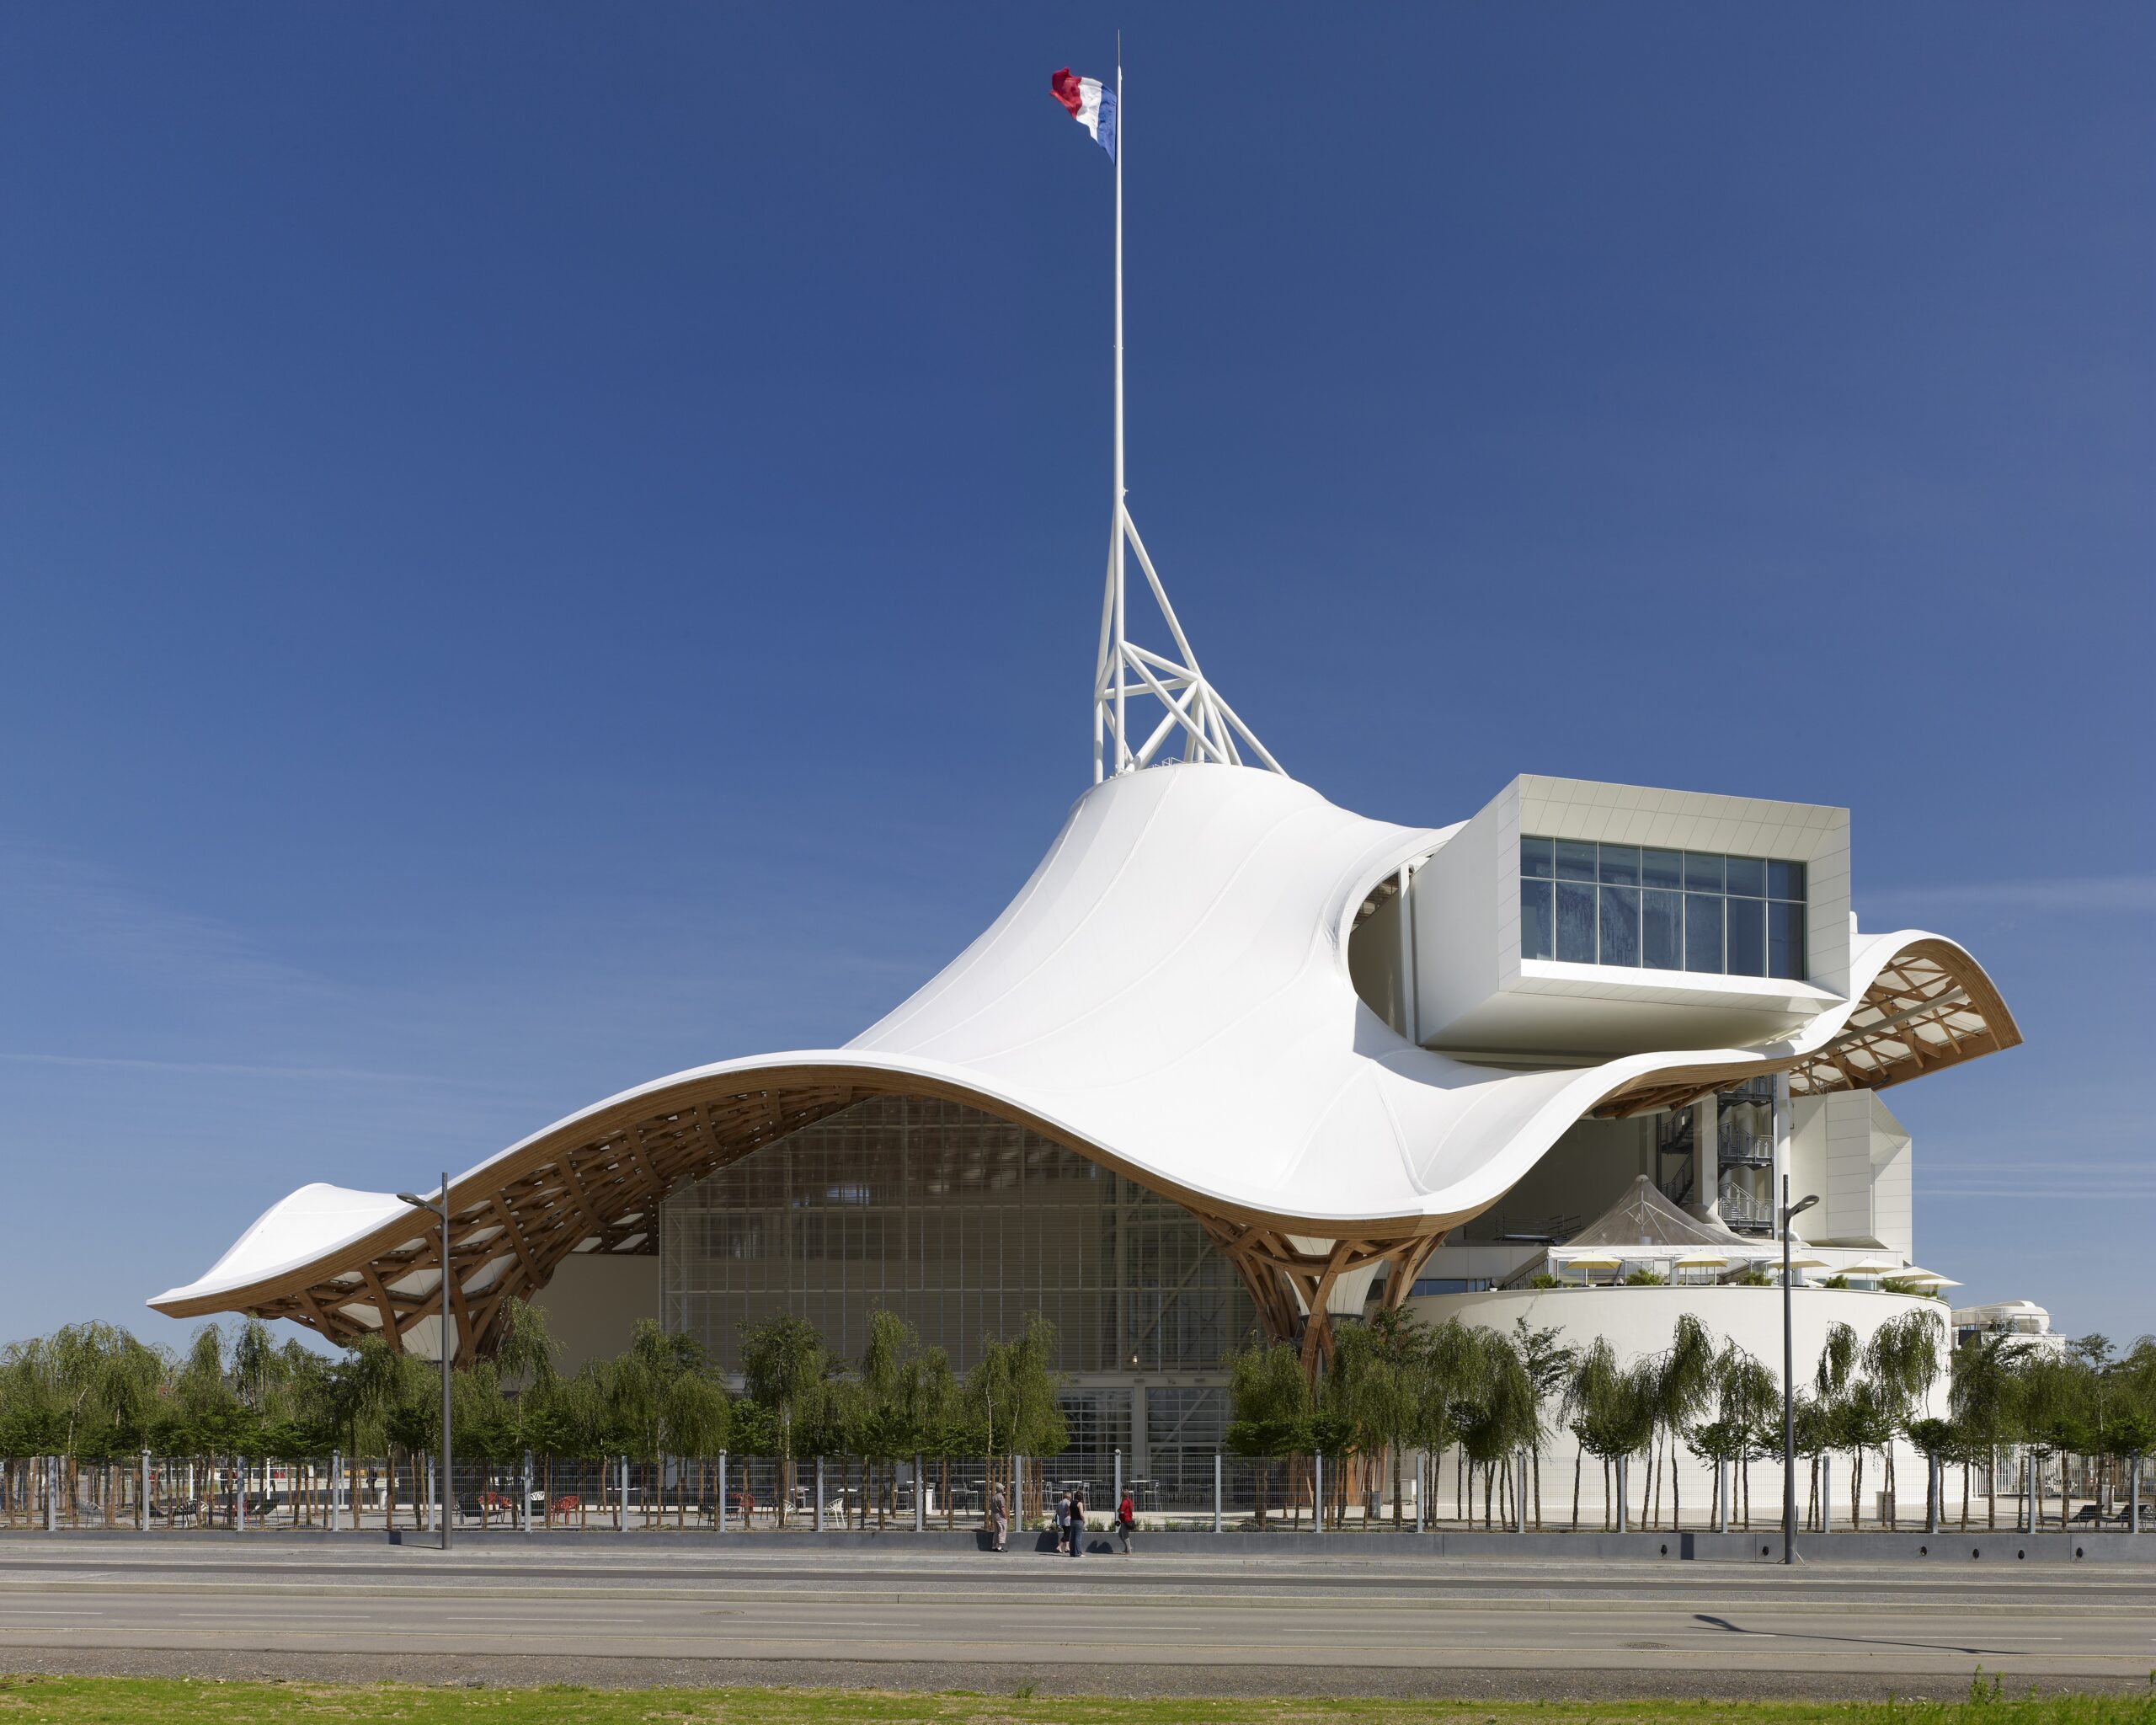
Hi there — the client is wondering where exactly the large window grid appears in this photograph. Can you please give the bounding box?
[659,1094,1257,1377]
[1518,837,1806,980]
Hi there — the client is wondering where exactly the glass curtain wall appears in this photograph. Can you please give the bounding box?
[1519,837,1807,980]
[659,1095,1256,1379]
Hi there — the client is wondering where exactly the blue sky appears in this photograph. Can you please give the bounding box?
[3,6,2149,1350]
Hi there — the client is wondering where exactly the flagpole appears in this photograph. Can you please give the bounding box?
[1111,42,1127,775]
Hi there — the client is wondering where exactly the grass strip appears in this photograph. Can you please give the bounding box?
[3,1674,2155,1724]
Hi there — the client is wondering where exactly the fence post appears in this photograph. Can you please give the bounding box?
[619,1457,628,1534]
[328,1449,340,1534]
[1113,1448,1122,1514]
[139,1450,150,1532]
[1213,1450,1223,1535]
[814,1457,825,1532]
[236,1459,247,1534]
[1615,1455,1628,1532]
[718,1451,728,1536]
[1821,1457,1833,1535]
[521,1450,533,1535]
[1717,1456,1729,1533]
[45,1457,56,1533]
[1313,1451,1324,1537]
[913,1453,924,1533]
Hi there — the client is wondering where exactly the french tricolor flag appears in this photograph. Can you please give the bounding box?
[1050,67,1117,162]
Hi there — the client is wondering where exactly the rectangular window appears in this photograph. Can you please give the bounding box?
[1684,852,1725,893]
[1684,893,1723,972]
[1726,895,1766,976]
[1556,881,1598,963]
[1556,840,1598,882]
[1768,900,1806,980]
[1598,885,1641,966]
[1520,878,1554,960]
[1641,889,1683,969]
[1522,835,1806,980]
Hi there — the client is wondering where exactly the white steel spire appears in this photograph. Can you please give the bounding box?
[1090,56,1283,783]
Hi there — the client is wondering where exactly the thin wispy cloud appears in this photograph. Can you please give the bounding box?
[1864,873,2156,916]
[0,842,335,1001]
[0,1051,454,1085]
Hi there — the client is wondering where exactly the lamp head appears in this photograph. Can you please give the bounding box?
[396,1191,433,1210]
[1786,1194,1820,1219]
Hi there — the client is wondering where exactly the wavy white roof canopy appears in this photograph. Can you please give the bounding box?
[150,761,2017,1362]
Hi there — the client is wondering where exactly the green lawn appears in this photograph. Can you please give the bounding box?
[2,1676,2153,1725]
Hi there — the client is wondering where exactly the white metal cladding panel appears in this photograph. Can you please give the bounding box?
[1822,1092,1881,1247]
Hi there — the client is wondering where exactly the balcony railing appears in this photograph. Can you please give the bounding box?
[1716,1186,1774,1231]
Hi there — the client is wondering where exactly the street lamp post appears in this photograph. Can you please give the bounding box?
[1780,1175,1820,1565]
[397,1175,454,1551]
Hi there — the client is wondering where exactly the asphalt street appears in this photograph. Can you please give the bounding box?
[0,1539,2150,1701]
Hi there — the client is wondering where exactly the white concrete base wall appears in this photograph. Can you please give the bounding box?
[1403,1284,1961,1523]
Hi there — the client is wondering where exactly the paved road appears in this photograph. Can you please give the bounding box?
[0,1541,2150,1701]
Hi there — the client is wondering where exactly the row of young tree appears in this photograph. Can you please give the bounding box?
[0,1306,1071,1529]
[6,1306,2153,1533]
[1223,1310,2156,1531]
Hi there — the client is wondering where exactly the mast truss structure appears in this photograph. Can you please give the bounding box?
[1090,54,1283,784]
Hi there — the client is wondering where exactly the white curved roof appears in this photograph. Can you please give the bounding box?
[151,762,2014,1319]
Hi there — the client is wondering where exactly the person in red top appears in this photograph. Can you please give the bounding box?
[1115,1491,1136,1553]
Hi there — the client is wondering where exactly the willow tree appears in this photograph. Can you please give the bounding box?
[1951,1330,2030,1529]
[1225,1338,1310,1530]
[1864,1307,1944,1525]
[1566,1338,1652,1530]
[739,1314,828,1527]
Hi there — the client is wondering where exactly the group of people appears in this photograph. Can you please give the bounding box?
[983,1484,1136,1555]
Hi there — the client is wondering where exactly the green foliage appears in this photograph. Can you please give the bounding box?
[1224,1339,1311,1459]
[1620,1268,1667,1286]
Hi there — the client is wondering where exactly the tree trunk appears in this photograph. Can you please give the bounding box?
[1572,1450,1582,1530]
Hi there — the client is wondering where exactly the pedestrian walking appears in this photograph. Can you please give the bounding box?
[1054,1489,1072,1554]
[987,1483,1009,1553]
[1068,1490,1086,1559]
[1115,1490,1136,1553]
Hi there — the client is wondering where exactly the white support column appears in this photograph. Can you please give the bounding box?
[140,1450,151,1532]
[1313,1451,1324,1536]
[328,1450,340,1534]
[717,1451,728,1536]
[814,1457,825,1532]
[1696,1093,1720,1217]
[1213,1450,1223,1535]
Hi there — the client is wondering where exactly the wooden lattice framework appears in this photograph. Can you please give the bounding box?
[1589,938,2020,1119]
[154,943,2017,1368]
